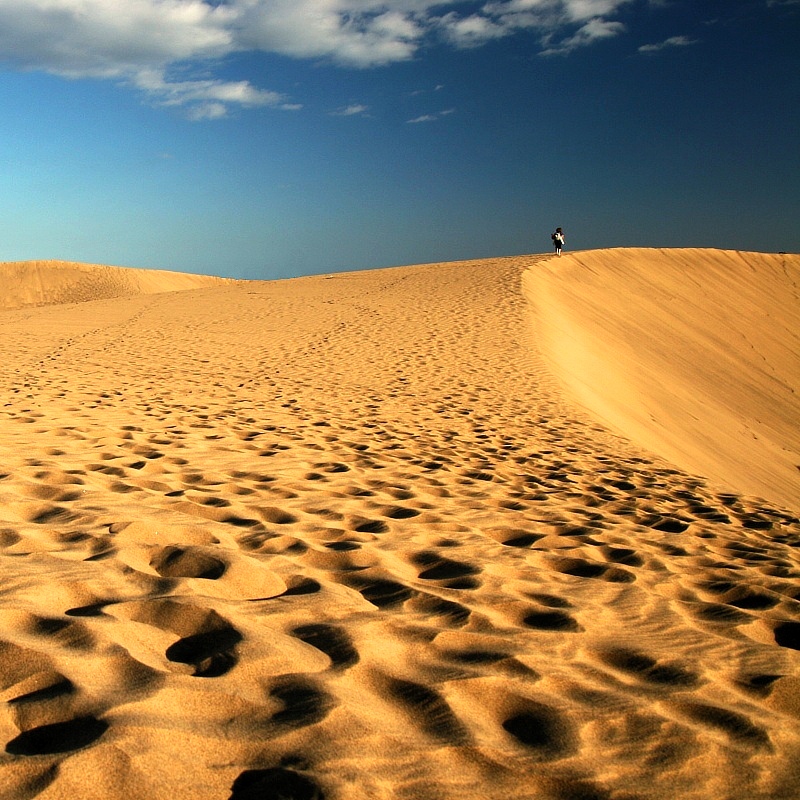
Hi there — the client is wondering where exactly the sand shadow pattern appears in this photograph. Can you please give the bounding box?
[502,700,576,760]
[386,677,469,745]
[671,700,771,750]
[268,676,333,730]
[291,624,360,669]
[150,545,227,579]
[119,599,244,677]
[596,647,700,688]
[229,767,325,800]
[6,716,109,756]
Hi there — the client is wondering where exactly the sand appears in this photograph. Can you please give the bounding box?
[0,250,796,800]
[527,248,800,510]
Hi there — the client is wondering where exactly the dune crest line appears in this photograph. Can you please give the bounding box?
[0,260,233,310]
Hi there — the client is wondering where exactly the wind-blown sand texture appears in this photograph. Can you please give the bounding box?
[527,248,800,510]
[0,250,797,800]
[0,260,232,311]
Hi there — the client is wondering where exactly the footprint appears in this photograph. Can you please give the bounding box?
[690,602,750,625]
[523,609,582,633]
[0,529,21,547]
[4,673,75,705]
[291,624,359,669]
[116,600,243,677]
[350,578,414,609]
[379,505,421,520]
[596,647,699,687]
[774,621,800,650]
[486,528,544,547]
[254,506,298,525]
[5,715,109,756]
[554,559,606,579]
[407,593,471,626]
[268,677,333,729]
[411,551,481,583]
[601,546,644,567]
[722,587,779,610]
[283,576,321,596]
[149,546,227,579]
[19,503,78,525]
[738,514,773,531]
[347,517,388,534]
[735,673,781,696]
[550,557,635,584]
[229,767,325,800]
[441,649,509,665]
[645,516,690,533]
[166,626,243,677]
[386,678,468,744]
[324,541,361,552]
[502,700,576,759]
[526,593,572,609]
[27,616,95,650]
[671,700,770,749]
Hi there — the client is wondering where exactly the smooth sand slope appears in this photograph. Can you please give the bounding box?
[0,252,797,800]
[527,248,800,510]
[0,261,232,310]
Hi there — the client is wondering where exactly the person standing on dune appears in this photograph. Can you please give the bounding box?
[551,227,565,255]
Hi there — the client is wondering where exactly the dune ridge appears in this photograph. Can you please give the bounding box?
[0,250,796,799]
[526,248,800,510]
[0,260,233,310]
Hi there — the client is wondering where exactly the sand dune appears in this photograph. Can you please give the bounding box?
[526,248,800,509]
[0,251,797,800]
[0,260,232,310]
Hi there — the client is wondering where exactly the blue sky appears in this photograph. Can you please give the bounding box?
[0,0,798,279]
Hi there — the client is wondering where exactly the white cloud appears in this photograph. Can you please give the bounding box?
[445,0,633,52]
[563,0,631,22]
[0,0,235,77]
[638,35,698,54]
[331,103,370,116]
[0,1,688,117]
[187,102,228,121]
[132,67,296,117]
[439,13,507,48]
[407,108,455,123]
[234,0,423,67]
[540,17,625,55]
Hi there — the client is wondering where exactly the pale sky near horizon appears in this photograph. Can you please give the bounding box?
[0,0,798,279]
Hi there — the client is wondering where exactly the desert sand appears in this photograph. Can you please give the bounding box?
[0,250,796,800]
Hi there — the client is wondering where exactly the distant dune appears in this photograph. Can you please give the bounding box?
[0,249,796,800]
[0,260,232,309]
[526,248,800,510]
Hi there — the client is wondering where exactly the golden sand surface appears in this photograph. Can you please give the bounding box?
[528,248,800,510]
[0,251,797,800]
[0,261,233,310]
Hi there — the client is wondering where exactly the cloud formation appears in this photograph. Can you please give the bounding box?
[638,35,698,54]
[407,107,455,123]
[0,0,640,117]
[331,104,370,116]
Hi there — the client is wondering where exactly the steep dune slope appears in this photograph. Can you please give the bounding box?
[526,248,800,510]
